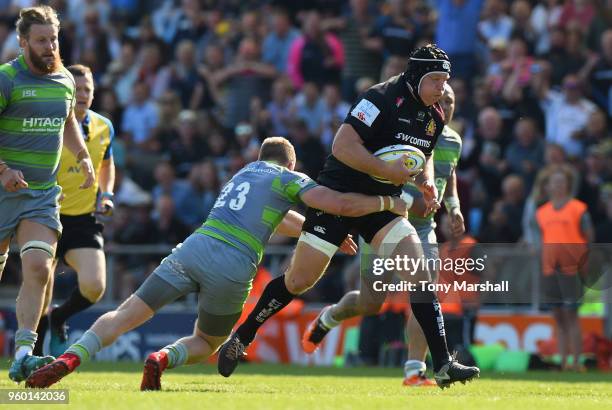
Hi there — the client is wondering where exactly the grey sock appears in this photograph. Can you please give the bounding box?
[66,330,102,362]
[15,329,37,351]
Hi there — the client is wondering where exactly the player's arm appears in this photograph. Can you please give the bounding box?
[0,70,28,191]
[413,155,439,214]
[63,111,94,189]
[276,210,304,238]
[333,91,413,186]
[332,124,413,187]
[97,120,116,215]
[276,209,358,255]
[97,157,115,215]
[300,186,408,218]
[444,168,465,236]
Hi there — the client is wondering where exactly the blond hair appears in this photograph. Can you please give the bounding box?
[258,137,296,166]
[16,6,60,39]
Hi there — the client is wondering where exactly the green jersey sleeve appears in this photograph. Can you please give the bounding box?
[281,170,318,204]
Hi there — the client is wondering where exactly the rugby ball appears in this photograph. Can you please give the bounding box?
[371,144,426,184]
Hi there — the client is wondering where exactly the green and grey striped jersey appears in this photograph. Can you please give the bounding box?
[405,125,462,229]
[0,55,76,190]
[197,161,317,265]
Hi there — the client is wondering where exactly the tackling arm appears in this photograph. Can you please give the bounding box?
[300,186,407,218]
[276,210,305,238]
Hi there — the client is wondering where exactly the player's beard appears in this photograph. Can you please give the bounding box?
[28,45,62,74]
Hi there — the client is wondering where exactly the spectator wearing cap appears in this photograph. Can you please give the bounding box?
[169,110,210,178]
[233,122,260,163]
[541,73,597,158]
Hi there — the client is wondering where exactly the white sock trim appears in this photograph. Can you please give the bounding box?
[320,305,340,329]
[15,346,33,360]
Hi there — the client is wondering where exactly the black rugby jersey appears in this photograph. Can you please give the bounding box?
[317,73,445,195]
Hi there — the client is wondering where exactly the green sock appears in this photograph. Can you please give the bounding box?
[161,342,188,369]
[66,330,102,362]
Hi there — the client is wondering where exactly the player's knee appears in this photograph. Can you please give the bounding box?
[284,273,315,295]
[20,241,54,283]
[21,257,52,285]
[80,279,105,302]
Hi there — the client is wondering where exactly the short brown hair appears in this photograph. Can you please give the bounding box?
[258,137,296,166]
[67,64,92,78]
[16,6,60,39]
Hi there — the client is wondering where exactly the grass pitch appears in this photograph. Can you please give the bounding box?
[0,362,610,410]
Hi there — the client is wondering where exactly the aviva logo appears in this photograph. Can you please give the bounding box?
[67,165,81,173]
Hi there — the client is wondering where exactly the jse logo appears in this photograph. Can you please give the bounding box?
[22,89,37,97]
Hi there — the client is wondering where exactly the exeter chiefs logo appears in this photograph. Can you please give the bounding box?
[425,119,436,137]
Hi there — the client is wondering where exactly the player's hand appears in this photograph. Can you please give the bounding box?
[388,196,409,218]
[96,197,114,216]
[339,234,357,255]
[418,180,440,215]
[0,168,28,192]
[449,207,465,237]
[79,157,95,189]
[384,155,415,186]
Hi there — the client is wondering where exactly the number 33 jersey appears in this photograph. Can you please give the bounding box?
[196,160,317,265]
